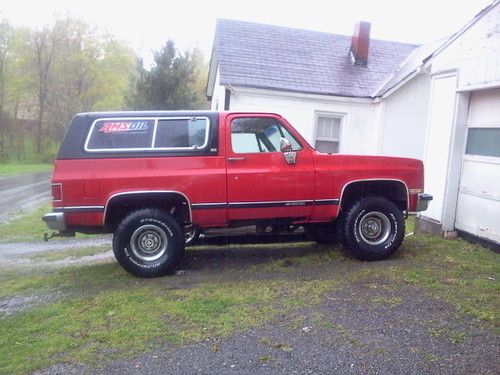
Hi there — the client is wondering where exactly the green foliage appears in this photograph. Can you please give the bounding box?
[0,16,137,163]
[126,40,209,110]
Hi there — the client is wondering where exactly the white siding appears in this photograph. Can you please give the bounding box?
[228,88,379,155]
[210,67,226,111]
[421,74,458,223]
[429,4,500,90]
[378,74,431,160]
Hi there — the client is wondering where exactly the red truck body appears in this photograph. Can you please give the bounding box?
[43,111,431,277]
[50,112,423,229]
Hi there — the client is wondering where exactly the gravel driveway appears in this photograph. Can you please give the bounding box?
[34,278,499,375]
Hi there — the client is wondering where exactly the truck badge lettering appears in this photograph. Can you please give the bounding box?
[99,121,150,133]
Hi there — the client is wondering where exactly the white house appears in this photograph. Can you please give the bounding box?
[414,1,500,246]
[207,1,500,247]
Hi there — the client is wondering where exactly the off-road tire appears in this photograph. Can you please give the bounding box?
[304,221,337,244]
[113,208,185,278]
[339,196,404,261]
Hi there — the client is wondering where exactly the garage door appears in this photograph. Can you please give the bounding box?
[455,89,500,244]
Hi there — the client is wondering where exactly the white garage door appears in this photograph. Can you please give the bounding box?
[455,89,500,244]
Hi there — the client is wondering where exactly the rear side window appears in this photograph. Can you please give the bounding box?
[86,119,155,150]
[155,118,208,149]
[85,117,210,152]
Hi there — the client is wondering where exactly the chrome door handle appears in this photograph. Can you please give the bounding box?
[228,157,246,162]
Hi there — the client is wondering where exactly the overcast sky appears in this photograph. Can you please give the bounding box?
[0,0,493,66]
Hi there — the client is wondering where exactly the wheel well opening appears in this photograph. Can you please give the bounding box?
[340,181,407,212]
[104,193,191,230]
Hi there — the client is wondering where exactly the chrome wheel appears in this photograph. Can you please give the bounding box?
[358,211,391,246]
[130,224,168,261]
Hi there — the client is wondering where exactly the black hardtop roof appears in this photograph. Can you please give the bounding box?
[75,110,219,119]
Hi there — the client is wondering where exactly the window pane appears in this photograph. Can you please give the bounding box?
[315,140,339,153]
[465,128,500,157]
[316,116,341,140]
[231,117,302,153]
[232,134,265,153]
[280,125,302,151]
[155,118,208,149]
[87,119,154,150]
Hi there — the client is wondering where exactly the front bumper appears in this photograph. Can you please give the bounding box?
[42,212,67,231]
[415,193,433,212]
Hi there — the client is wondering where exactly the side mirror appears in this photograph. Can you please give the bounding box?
[280,137,297,165]
[280,137,292,152]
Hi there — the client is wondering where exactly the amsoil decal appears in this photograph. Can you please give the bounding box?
[98,121,150,133]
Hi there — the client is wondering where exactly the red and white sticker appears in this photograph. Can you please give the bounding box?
[98,121,150,133]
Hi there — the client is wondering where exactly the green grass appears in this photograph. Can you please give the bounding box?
[29,245,110,262]
[0,268,336,374]
[0,232,498,374]
[0,163,52,176]
[406,215,415,234]
[0,203,52,243]
[361,235,500,326]
[0,202,90,243]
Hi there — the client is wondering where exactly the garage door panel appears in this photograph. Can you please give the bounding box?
[467,89,500,127]
[457,87,500,244]
[455,192,500,244]
[459,159,500,200]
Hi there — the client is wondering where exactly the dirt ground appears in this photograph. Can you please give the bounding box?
[1,232,499,375]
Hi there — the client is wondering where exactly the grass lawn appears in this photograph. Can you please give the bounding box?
[0,202,90,243]
[0,163,52,176]
[0,203,52,243]
[0,231,498,374]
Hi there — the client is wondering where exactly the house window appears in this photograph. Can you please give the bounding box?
[315,115,342,153]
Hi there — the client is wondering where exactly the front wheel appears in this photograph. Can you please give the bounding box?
[339,197,404,261]
[113,208,185,277]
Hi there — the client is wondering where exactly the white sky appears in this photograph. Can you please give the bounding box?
[0,0,493,66]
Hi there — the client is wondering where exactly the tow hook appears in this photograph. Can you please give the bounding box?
[43,231,76,242]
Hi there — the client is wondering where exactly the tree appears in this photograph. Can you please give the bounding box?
[27,18,136,154]
[32,20,65,154]
[0,18,13,161]
[45,19,135,143]
[126,40,208,110]
[0,16,140,162]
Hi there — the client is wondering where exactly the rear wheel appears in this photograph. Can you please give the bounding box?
[304,221,337,244]
[339,196,404,261]
[113,208,185,277]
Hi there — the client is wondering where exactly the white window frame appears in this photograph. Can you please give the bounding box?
[84,116,210,153]
[313,112,345,154]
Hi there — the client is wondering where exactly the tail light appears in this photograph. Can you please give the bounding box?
[51,183,63,202]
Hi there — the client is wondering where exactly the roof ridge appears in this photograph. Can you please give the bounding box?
[216,18,420,47]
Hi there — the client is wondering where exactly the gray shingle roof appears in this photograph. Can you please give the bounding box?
[214,19,419,98]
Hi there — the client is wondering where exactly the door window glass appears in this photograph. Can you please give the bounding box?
[231,117,302,153]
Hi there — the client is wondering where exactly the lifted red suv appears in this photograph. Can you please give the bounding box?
[43,111,432,277]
